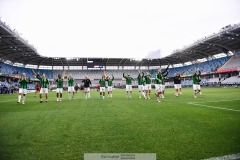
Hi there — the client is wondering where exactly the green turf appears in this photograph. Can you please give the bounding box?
[0,87,240,160]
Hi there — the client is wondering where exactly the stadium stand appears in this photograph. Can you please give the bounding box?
[206,78,220,84]
[1,62,150,79]
[218,54,240,70]
[184,57,230,76]
[221,76,240,85]
[0,62,53,78]
[150,56,230,78]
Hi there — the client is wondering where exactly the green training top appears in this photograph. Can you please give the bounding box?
[54,78,63,88]
[99,78,107,87]
[142,77,146,86]
[144,74,152,84]
[36,74,49,88]
[155,74,161,84]
[192,74,199,85]
[123,73,134,85]
[197,70,201,79]
[162,65,169,75]
[154,76,159,84]
[161,71,168,85]
[192,70,201,85]
[18,78,29,89]
[137,72,144,85]
[67,77,74,87]
[106,76,114,86]
[161,76,166,85]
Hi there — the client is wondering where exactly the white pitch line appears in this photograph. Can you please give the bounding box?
[188,102,240,112]
[197,99,240,103]
[203,153,240,160]
[0,99,16,103]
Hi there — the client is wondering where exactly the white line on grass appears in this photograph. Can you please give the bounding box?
[188,102,240,112]
[198,99,240,103]
[203,153,240,160]
[0,99,16,103]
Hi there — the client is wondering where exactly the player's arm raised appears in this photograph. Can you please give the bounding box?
[198,69,201,76]
[162,64,169,74]
[36,72,41,80]
[163,71,168,77]
[123,73,126,79]
[31,69,37,77]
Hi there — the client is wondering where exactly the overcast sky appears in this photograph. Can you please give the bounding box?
[0,0,239,58]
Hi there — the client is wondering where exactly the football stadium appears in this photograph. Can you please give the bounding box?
[0,1,240,160]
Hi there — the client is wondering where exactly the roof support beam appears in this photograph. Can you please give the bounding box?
[0,51,35,60]
[24,55,41,65]
[193,49,212,57]
[118,58,125,69]
[148,59,153,68]
[156,59,161,66]
[201,42,226,53]
[164,57,179,64]
[0,44,27,50]
[135,60,143,69]
[38,57,47,66]
[105,58,110,68]
[65,58,69,69]
[139,60,147,68]
[212,42,233,52]
[0,35,16,38]
[123,59,130,67]
[179,52,198,62]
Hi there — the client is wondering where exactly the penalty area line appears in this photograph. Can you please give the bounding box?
[0,99,16,103]
[203,153,240,160]
[188,102,240,112]
[197,99,240,103]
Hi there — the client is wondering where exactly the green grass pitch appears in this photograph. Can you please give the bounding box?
[0,87,239,160]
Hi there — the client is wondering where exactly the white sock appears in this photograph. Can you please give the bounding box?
[22,96,26,103]
[88,92,90,98]
[18,95,21,102]
[68,93,71,99]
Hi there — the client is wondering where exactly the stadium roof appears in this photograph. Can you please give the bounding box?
[1,20,240,68]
